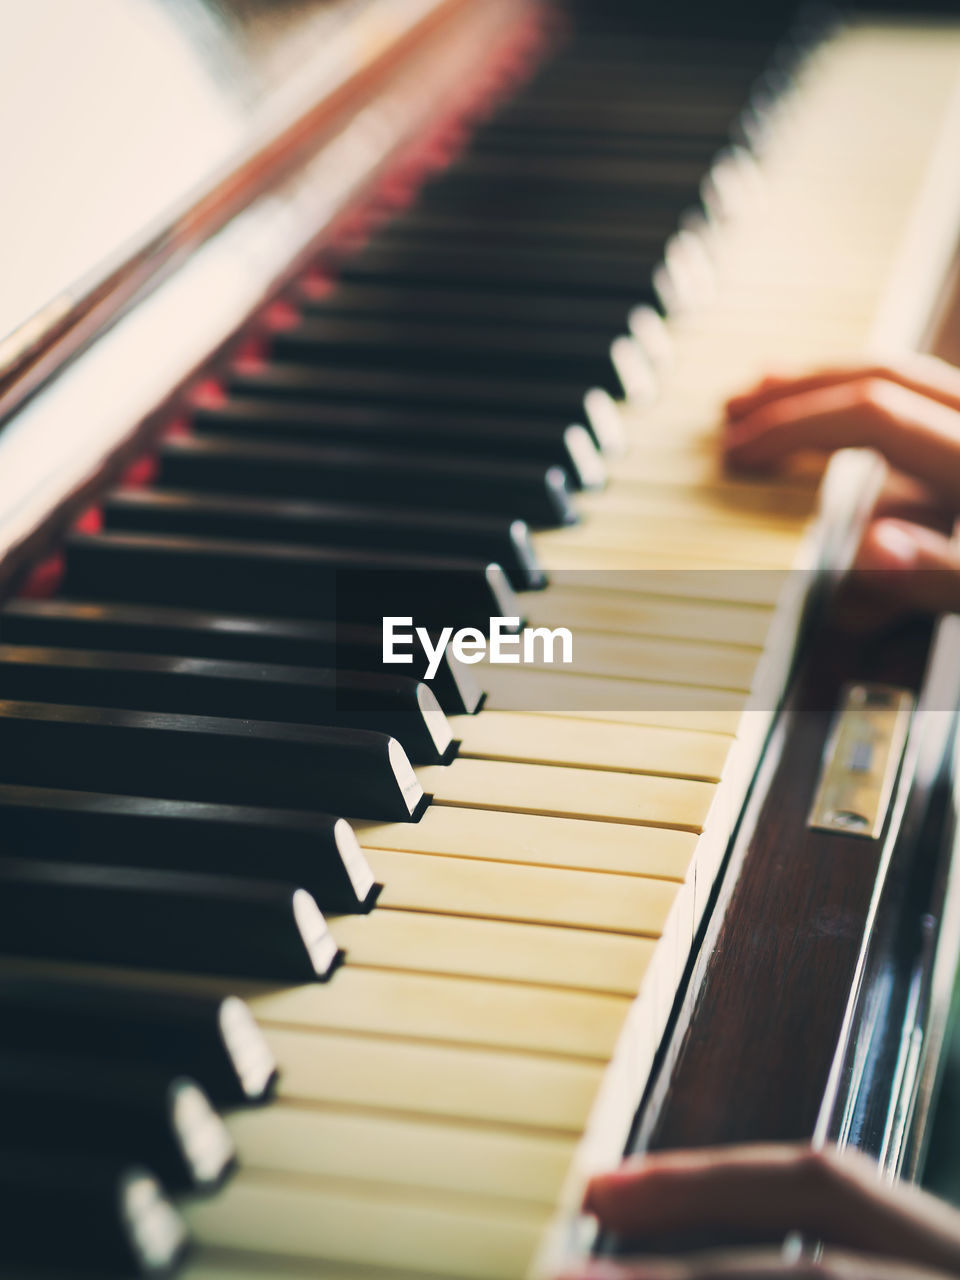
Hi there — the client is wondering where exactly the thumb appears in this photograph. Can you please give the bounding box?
[854,517,960,616]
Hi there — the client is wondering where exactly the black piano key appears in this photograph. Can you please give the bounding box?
[0,644,456,765]
[155,434,577,527]
[0,857,341,982]
[411,172,689,224]
[193,397,605,485]
[366,215,668,265]
[376,207,683,254]
[64,529,520,633]
[270,315,619,392]
[422,148,707,192]
[103,486,551,587]
[333,239,663,304]
[478,108,737,141]
[0,1154,188,1276]
[0,698,426,821]
[0,1054,235,1192]
[524,37,768,69]
[198,392,607,479]
[528,37,771,77]
[228,360,595,431]
[480,97,743,140]
[0,784,377,912]
[518,82,751,113]
[1,599,485,716]
[0,976,276,1105]
[300,282,633,334]
[464,128,725,161]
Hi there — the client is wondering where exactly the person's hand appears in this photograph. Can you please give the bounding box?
[723,358,960,619]
[558,1143,960,1279]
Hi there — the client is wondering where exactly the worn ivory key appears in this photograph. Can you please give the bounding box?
[228,1104,575,1206]
[355,804,699,878]
[268,1027,604,1131]
[362,848,677,936]
[558,508,806,561]
[479,633,757,690]
[530,539,789,599]
[329,908,657,995]
[532,539,796,580]
[238,967,633,1061]
[418,757,716,831]
[533,520,800,569]
[574,480,815,524]
[480,666,745,734]
[181,1256,425,1280]
[184,1174,548,1280]
[452,711,731,781]
[523,584,772,647]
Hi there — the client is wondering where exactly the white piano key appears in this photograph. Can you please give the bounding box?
[454,710,732,781]
[482,666,745,734]
[524,584,773,647]
[184,1174,548,1280]
[227,1104,575,1206]
[365,848,677,936]
[355,804,699,878]
[268,1028,604,1131]
[330,908,657,996]
[418,757,716,831]
[240,968,633,1061]
[478,632,758,692]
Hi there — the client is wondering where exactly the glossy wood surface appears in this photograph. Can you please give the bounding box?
[632,617,933,1153]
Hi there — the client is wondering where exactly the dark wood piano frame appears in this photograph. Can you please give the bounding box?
[626,269,960,1187]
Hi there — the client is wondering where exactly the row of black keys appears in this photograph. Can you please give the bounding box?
[0,18,793,1279]
[68,27,791,587]
[0,24,784,994]
[0,971,276,1275]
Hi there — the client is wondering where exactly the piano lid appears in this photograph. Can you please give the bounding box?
[0,0,457,389]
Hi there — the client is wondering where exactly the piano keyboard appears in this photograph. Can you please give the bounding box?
[2,5,960,1279]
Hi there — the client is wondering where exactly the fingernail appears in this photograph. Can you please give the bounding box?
[873,522,919,567]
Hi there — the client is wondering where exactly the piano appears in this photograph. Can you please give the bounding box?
[2,1,960,1276]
